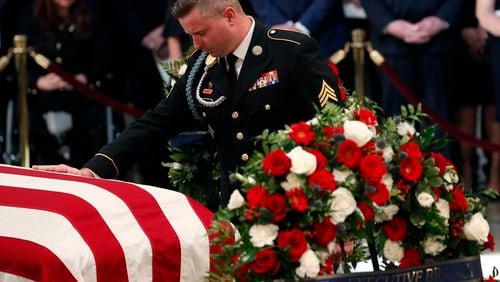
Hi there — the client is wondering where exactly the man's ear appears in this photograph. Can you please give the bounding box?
[223,7,237,25]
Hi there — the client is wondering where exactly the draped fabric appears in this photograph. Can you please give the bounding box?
[0,165,214,282]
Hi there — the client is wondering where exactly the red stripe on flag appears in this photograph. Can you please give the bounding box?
[0,185,128,281]
[0,236,77,282]
[0,166,182,282]
[186,197,220,273]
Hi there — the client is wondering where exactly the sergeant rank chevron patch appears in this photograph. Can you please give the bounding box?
[318,80,338,107]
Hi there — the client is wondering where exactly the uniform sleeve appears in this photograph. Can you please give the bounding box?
[361,0,396,35]
[249,0,289,26]
[296,0,340,34]
[291,36,342,118]
[83,66,198,178]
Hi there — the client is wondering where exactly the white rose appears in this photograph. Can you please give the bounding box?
[172,162,183,170]
[383,240,404,262]
[307,117,319,126]
[374,204,399,223]
[333,168,352,183]
[381,174,393,192]
[382,146,394,162]
[295,249,320,278]
[280,173,302,192]
[329,188,357,224]
[227,190,245,210]
[435,199,450,221]
[343,120,374,147]
[443,169,459,184]
[249,224,279,247]
[397,121,416,136]
[287,146,317,176]
[463,213,490,244]
[422,236,446,256]
[417,192,435,208]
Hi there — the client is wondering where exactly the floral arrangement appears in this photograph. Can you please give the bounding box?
[208,96,497,281]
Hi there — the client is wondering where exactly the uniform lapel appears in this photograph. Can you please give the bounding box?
[207,57,231,100]
[231,21,272,109]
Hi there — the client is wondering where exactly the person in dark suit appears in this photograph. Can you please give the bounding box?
[249,0,348,58]
[361,0,464,119]
[33,0,343,205]
[18,0,111,167]
[477,0,500,190]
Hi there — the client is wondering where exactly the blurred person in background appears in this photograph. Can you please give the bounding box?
[18,0,111,167]
[477,0,500,191]
[455,0,495,192]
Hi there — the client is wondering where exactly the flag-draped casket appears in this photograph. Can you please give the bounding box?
[0,165,214,282]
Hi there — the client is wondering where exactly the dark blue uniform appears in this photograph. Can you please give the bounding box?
[84,21,342,204]
[250,0,348,58]
[362,0,463,117]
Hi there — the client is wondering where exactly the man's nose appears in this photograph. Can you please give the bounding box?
[192,37,202,49]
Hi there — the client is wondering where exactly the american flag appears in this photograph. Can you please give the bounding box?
[0,165,215,282]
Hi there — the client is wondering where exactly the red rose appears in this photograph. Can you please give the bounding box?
[367,183,390,206]
[235,262,250,282]
[383,216,408,241]
[323,125,344,138]
[307,148,328,169]
[246,186,268,208]
[430,153,450,176]
[449,187,467,213]
[399,158,423,182]
[399,248,422,268]
[355,108,377,126]
[262,148,291,176]
[337,139,362,169]
[308,169,336,192]
[251,248,280,275]
[277,228,308,261]
[264,193,287,222]
[358,201,374,223]
[359,154,387,183]
[363,140,376,153]
[289,121,315,146]
[400,141,423,160]
[313,217,337,247]
[286,188,309,212]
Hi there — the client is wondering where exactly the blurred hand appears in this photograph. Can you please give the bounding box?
[75,73,88,85]
[32,164,95,177]
[462,27,488,56]
[415,16,447,39]
[142,25,165,52]
[36,73,71,91]
[386,19,433,44]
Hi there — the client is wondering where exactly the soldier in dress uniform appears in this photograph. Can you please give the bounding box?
[33,0,343,205]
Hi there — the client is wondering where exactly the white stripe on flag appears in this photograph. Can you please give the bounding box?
[0,206,96,282]
[0,173,153,282]
[0,271,36,282]
[139,185,210,282]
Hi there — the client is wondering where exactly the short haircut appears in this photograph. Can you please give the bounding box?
[172,0,243,18]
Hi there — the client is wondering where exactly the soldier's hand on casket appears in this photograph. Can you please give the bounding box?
[32,164,95,177]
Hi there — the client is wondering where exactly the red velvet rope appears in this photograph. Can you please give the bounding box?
[377,61,500,153]
[46,63,144,119]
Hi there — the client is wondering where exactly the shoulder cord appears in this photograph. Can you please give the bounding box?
[185,52,207,120]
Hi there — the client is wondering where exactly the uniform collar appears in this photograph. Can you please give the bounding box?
[232,16,255,61]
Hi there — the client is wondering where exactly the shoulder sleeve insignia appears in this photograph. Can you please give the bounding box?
[318,80,338,107]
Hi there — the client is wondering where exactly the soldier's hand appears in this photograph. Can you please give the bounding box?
[32,164,95,178]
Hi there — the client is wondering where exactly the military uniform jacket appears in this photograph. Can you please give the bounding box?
[84,21,341,186]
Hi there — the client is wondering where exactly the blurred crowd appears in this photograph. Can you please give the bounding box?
[0,0,499,191]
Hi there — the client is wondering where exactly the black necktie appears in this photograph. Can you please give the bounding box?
[226,54,238,91]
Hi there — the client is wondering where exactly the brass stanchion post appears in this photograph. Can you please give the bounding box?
[351,29,366,101]
[13,35,30,167]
